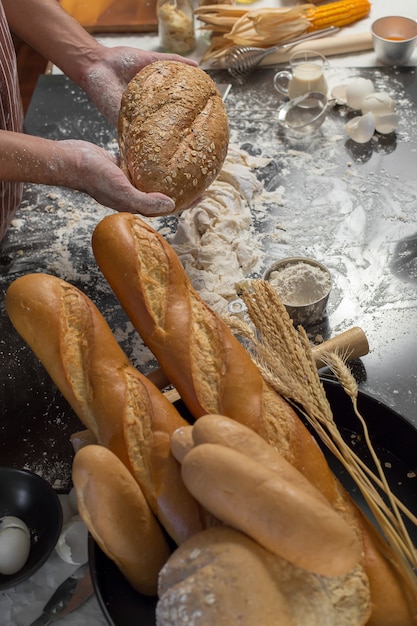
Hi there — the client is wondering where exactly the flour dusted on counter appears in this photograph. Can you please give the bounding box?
[168,145,279,314]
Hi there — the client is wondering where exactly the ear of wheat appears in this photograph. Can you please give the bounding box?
[224,279,417,596]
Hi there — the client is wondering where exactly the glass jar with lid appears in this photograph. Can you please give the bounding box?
[157,0,196,55]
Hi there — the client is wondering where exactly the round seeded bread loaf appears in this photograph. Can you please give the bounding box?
[156,526,371,626]
[118,60,229,212]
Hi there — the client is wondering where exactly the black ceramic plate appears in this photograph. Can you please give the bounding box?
[89,379,417,626]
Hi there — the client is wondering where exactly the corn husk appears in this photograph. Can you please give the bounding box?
[197,1,371,62]
[197,4,313,60]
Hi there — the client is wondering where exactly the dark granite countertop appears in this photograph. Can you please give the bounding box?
[1,66,417,492]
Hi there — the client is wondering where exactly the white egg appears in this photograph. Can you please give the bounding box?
[374,112,399,134]
[330,83,348,105]
[346,112,375,144]
[345,77,375,111]
[0,516,31,575]
[361,92,396,115]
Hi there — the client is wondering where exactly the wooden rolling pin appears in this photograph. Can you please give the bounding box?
[259,31,373,66]
[147,326,370,391]
[312,326,369,369]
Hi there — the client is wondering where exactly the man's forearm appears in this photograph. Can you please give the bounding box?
[0,129,73,186]
[3,0,102,86]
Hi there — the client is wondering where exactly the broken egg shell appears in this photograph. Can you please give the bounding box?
[346,112,375,144]
[0,516,31,576]
[55,518,89,565]
[345,77,375,111]
[361,92,396,115]
[68,487,79,515]
[374,112,399,134]
[330,83,348,105]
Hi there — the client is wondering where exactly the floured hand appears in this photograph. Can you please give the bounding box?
[81,47,198,126]
[61,139,176,216]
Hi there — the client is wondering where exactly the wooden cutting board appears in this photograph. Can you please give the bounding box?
[60,0,158,33]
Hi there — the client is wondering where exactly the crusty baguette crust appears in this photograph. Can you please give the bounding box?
[92,212,417,624]
[92,213,263,429]
[118,61,229,212]
[5,273,204,545]
[73,445,170,596]
[92,212,335,497]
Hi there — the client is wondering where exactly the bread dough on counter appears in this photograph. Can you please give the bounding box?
[168,144,282,314]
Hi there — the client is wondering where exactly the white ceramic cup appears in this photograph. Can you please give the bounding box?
[274,50,328,105]
[371,16,417,66]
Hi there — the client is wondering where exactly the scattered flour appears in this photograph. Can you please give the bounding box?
[168,144,282,314]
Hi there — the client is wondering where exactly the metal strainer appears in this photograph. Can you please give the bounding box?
[225,26,338,78]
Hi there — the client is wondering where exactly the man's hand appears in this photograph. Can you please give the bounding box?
[62,139,176,216]
[81,47,197,126]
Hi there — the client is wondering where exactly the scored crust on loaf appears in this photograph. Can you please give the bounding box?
[122,368,207,545]
[128,216,237,417]
[118,60,229,211]
[60,285,98,435]
[156,527,371,626]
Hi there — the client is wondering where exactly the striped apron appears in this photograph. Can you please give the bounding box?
[0,1,24,241]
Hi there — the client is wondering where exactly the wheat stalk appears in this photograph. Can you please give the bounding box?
[225,279,417,593]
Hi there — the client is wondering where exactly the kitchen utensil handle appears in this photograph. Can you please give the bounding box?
[28,615,53,626]
[261,31,373,67]
[280,26,339,50]
[312,326,369,369]
[28,564,93,626]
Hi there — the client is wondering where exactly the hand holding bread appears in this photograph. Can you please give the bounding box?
[180,442,360,577]
[172,415,361,577]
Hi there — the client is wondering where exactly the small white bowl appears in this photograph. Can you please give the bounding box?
[371,16,417,66]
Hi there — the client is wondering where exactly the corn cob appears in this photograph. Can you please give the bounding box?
[197,0,371,62]
[308,0,371,31]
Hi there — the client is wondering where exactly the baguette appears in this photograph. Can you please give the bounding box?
[92,212,417,624]
[180,413,330,505]
[181,442,361,577]
[5,272,204,545]
[72,444,170,596]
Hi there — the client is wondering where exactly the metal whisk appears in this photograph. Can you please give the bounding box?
[225,26,339,78]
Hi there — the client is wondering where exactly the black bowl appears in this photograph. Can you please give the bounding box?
[0,467,63,590]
